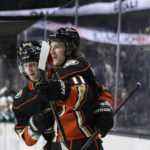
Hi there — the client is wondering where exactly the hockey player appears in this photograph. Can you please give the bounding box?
[12,41,55,149]
[34,27,114,149]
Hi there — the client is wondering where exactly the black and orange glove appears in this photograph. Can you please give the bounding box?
[94,100,114,137]
[35,79,71,102]
[29,108,54,134]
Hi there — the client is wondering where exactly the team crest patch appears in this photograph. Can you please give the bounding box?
[63,60,79,68]
[15,89,23,99]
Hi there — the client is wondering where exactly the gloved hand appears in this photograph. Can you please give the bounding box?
[28,108,54,134]
[35,79,71,102]
[94,100,114,137]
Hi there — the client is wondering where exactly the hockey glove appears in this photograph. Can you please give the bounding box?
[29,108,54,134]
[35,80,71,102]
[94,100,114,137]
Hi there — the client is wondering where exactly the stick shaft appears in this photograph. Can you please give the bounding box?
[49,101,68,146]
[40,70,68,148]
[113,82,141,116]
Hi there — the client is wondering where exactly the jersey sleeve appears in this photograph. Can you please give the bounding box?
[96,81,114,107]
[12,87,41,146]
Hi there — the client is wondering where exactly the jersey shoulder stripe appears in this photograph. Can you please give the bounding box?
[13,95,38,110]
[55,57,90,80]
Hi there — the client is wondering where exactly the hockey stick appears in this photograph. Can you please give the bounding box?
[39,41,69,149]
[80,82,141,150]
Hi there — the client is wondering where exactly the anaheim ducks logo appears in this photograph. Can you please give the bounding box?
[63,60,79,68]
[15,89,23,99]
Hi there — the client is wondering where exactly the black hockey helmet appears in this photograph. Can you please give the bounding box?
[17,41,41,74]
[49,27,80,51]
[18,41,41,64]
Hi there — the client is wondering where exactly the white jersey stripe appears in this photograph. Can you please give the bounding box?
[72,77,78,84]
[74,84,86,110]
[75,111,92,137]
[78,75,85,84]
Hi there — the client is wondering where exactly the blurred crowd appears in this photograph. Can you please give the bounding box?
[0,87,15,122]
[0,59,22,123]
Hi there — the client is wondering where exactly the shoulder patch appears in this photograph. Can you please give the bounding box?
[15,89,23,99]
[63,60,79,68]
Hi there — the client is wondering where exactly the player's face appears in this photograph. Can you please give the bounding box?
[23,61,40,82]
[50,41,66,66]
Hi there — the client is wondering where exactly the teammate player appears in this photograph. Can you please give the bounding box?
[12,41,55,149]
[35,27,114,149]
